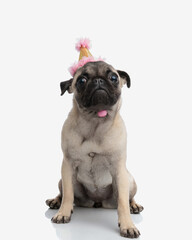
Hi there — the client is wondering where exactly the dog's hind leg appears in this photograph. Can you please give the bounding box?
[128,173,144,214]
[130,198,144,214]
[45,179,62,209]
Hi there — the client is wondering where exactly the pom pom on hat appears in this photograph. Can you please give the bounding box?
[75,38,91,51]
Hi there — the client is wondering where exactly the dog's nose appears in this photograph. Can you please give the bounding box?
[93,78,104,85]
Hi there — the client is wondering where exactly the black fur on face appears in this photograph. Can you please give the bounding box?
[74,61,122,111]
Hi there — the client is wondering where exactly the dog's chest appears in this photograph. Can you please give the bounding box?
[75,152,112,194]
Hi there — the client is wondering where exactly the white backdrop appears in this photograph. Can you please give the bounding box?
[0,0,192,239]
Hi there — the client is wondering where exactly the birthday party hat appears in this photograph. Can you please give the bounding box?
[69,38,104,76]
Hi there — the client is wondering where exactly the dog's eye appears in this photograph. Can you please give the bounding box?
[110,73,118,83]
[77,77,87,85]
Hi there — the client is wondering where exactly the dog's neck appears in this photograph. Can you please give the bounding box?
[71,97,122,140]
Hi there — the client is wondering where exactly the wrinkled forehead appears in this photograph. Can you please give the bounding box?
[74,61,116,81]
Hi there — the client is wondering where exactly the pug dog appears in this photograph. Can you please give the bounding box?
[46,61,143,238]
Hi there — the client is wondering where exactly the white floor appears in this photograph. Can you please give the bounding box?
[45,208,143,240]
[45,207,143,240]
[45,206,143,240]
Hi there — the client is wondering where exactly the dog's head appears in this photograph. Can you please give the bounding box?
[60,61,131,116]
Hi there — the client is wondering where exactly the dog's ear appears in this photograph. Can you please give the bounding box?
[60,79,73,96]
[117,70,131,88]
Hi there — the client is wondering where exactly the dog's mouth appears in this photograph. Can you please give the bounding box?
[89,89,109,117]
[91,88,109,118]
[83,89,109,118]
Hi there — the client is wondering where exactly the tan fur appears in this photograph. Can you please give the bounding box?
[47,62,143,238]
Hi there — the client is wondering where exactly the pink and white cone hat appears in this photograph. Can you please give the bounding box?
[69,38,104,76]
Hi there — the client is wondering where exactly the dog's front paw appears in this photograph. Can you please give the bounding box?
[51,214,71,224]
[51,206,73,224]
[119,225,140,238]
[51,211,73,224]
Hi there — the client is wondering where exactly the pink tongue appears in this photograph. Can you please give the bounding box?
[97,110,107,117]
